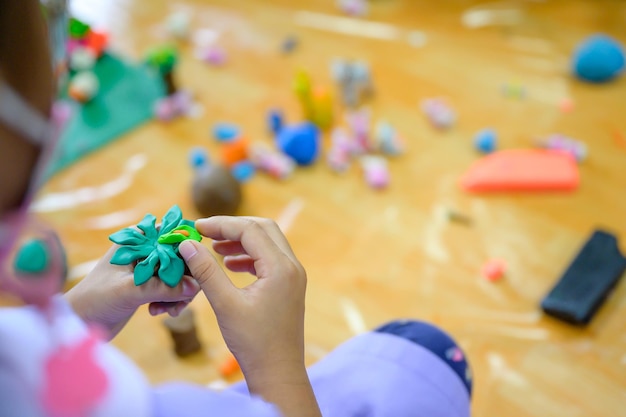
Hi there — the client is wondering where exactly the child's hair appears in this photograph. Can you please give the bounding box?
[0,0,55,116]
[0,0,55,213]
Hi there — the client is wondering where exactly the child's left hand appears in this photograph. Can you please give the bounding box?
[65,244,201,340]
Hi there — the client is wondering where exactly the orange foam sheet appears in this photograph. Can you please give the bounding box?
[460,150,579,192]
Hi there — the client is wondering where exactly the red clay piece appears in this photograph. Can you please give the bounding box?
[482,259,506,282]
[461,149,579,192]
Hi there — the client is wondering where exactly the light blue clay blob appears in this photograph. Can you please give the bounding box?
[108,228,149,246]
[14,239,50,275]
[156,244,185,287]
[137,213,158,239]
[159,205,183,235]
[110,245,153,265]
[134,251,160,286]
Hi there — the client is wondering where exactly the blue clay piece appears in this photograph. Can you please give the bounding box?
[14,239,50,275]
[474,128,497,154]
[189,147,208,169]
[282,36,298,53]
[276,122,320,166]
[573,34,625,83]
[232,161,256,182]
[268,109,284,135]
[213,123,240,142]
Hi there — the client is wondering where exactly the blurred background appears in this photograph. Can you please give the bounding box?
[35,1,626,416]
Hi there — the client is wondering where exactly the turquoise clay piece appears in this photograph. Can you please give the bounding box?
[109,205,201,287]
[14,239,50,275]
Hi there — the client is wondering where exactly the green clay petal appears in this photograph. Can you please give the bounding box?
[180,219,195,228]
[159,205,183,236]
[157,233,186,244]
[110,245,153,265]
[157,225,203,244]
[156,245,184,287]
[109,228,149,246]
[137,214,158,239]
[134,251,159,286]
[184,226,202,242]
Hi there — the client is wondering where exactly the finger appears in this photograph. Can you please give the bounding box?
[167,300,191,317]
[136,275,200,305]
[195,217,284,264]
[148,299,193,315]
[149,298,192,316]
[223,254,257,275]
[232,216,296,261]
[212,240,245,257]
[238,216,298,261]
[149,301,172,316]
[178,240,237,309]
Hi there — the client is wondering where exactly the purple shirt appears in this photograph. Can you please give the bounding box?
[0,296,469,417]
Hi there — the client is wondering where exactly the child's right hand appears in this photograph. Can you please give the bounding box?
[179,217,320,417]
[179,216,307,373]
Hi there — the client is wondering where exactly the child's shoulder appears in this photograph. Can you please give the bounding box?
[0,295,152,417]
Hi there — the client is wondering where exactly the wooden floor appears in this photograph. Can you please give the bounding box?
[35,0,626,415]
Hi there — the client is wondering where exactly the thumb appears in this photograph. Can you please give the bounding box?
[179,240,236,308]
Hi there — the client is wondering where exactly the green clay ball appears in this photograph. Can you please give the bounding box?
[69,17,91,39]
[14,239,50,275]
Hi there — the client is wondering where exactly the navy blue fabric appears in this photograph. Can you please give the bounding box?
[375,320,472,396]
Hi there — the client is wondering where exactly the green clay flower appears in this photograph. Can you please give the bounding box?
[108,205,201,287]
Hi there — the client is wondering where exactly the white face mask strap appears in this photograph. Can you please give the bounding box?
[0,82,51,147]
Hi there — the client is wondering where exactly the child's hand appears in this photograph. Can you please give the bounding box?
[179,217,321,417]
[179,216,306,373]
[66,244,201,340]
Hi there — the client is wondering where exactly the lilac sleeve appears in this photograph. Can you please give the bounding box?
[152,382,282,417]
[0,297,467,417]
[0,297,282,417]
[230,332,470,417]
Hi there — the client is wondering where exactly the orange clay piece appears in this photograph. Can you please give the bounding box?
[460,149,579,192]
[612,129,626,150]
[172,229,190,236]
[219,353,241,377]
[85,31,108,57]
[68,87,89,103]
[221,136,249,167]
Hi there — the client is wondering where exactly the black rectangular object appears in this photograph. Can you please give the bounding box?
[541,230,626,325]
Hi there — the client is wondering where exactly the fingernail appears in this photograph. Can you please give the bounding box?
[195,218,211,230]
[182,279,198,297]
[179,241,198,261]
[170,305,184,317]
[175,304,186,316]
[151,306,165,316]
